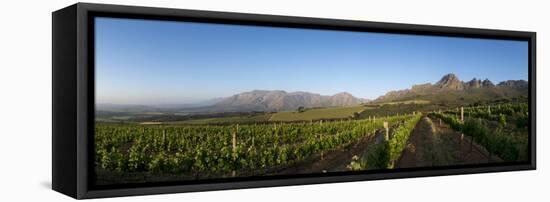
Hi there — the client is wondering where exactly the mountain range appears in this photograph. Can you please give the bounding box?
[197,90,367,112]
[374,73,527,104]
[97,91,367,113]
[97,73,528,113]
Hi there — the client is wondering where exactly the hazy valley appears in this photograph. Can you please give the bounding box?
[96,73,528,124]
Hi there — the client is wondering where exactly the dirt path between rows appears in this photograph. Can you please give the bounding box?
[273,130,383,175]
[396,116,501,168]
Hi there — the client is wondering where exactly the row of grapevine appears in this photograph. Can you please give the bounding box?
[443,103,528,128]
[95,114,420,177]
[363,114,423,169]
[429,112,528,162]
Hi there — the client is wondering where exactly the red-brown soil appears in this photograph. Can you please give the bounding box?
[396,116,501,168]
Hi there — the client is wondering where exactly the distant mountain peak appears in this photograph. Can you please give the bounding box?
[248,89,285,94]
[466,78,481,88]
[334,92,353,96]
[465,77,495,89]
[375,73,528,103]
[497,80,527,89]
[482,79,495,87]
[440,73,459,80]
[436,73,463,90]
[211,90,364,112]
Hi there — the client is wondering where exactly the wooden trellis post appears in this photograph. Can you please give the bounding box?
[232,124,238,177]
[460,107,464,123]
[383,121,389,141]
[162,129,166,149]
[438,110,442,126]
[232,125,237,156]
[320,133,324,160]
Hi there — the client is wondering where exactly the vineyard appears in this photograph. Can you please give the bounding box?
[94,101,529,184]
[429,102,529,162]
[95,114,422,180]
[348,114,422,170]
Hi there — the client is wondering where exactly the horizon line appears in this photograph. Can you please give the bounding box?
[96,74,528,106]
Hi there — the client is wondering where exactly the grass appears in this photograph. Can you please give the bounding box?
[269,105,367,121]
[165,113,273,125]
[380,99,430,105]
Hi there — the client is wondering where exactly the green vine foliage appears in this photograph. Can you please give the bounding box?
[364,114,422,169]
[95,115,418,176]
[430,107,528,162]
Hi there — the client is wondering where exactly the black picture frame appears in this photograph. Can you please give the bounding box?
[52,2,536,199]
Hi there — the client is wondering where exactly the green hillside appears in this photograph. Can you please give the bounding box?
[269,105,367,121]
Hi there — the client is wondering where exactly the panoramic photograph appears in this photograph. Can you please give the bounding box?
[94,17,529,185]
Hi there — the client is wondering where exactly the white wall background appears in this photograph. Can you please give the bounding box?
[0,0,547,201]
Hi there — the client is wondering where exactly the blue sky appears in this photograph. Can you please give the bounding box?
[95,17,528,105]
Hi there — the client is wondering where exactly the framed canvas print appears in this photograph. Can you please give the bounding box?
[52,3,536,199]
